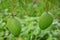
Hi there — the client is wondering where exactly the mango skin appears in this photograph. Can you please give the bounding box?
[39,13,53,30]
[7,17,21,37]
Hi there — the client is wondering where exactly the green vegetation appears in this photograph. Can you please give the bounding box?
[0,0,60,40]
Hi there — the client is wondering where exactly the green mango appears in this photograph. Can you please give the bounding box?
[7,17,21,37]
[39,13,53,30]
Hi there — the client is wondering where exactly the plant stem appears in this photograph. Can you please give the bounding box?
[11,0,14,16]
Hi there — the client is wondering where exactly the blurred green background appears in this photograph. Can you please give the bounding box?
[0,0,60,40]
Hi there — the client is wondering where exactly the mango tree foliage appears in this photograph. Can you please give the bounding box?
[0,0,60,40]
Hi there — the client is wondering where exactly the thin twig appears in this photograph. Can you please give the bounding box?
[11,0,14,16]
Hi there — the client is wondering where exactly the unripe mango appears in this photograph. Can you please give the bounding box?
[39,13,53,30]
[7,17,21,37]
